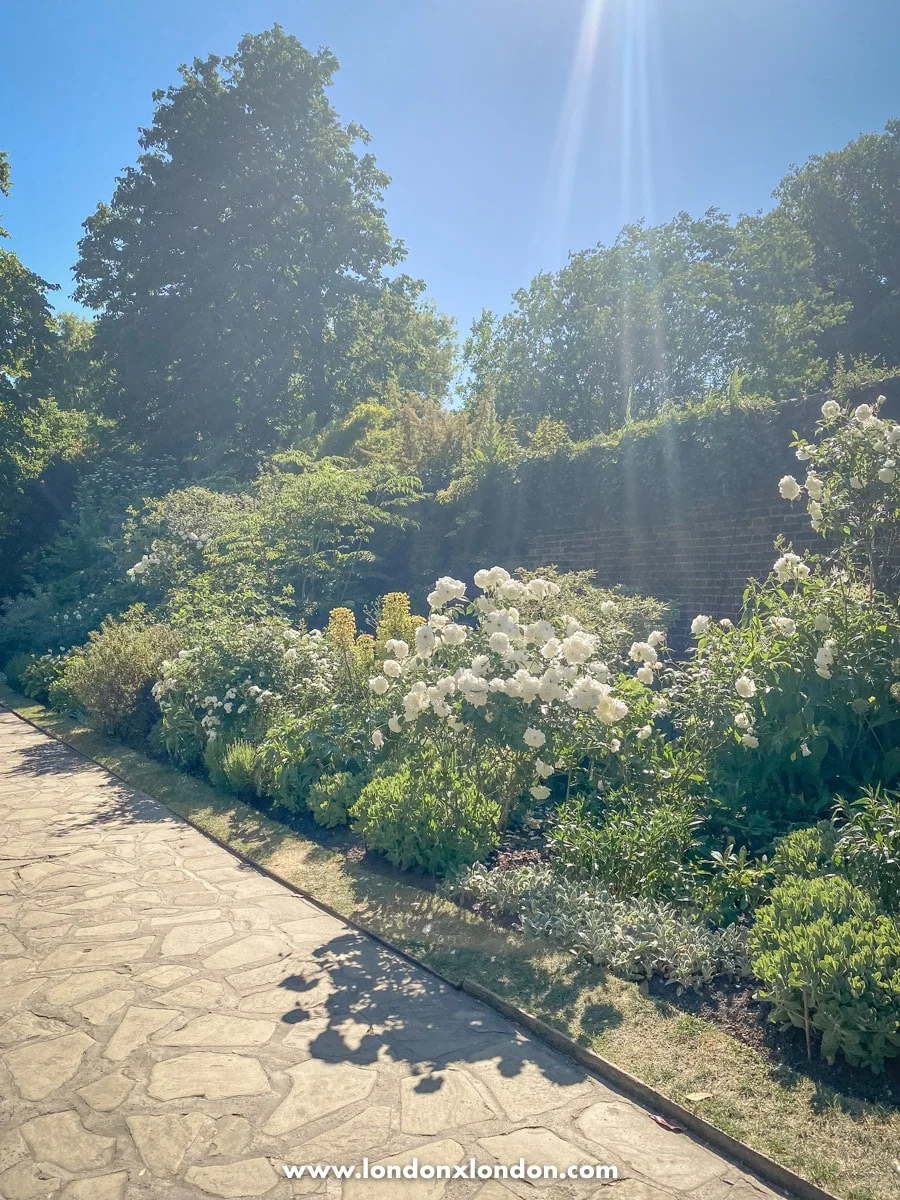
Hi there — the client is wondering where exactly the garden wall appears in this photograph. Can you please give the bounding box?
[422,379,900,644]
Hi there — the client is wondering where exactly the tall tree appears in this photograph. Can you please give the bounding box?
[75,26,450,460]
[465,210,844,438]
[774,119,900,366]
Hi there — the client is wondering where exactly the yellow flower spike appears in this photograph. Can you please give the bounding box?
[327,607,357,650]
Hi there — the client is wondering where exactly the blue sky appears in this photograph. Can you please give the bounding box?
[3,0,899,338]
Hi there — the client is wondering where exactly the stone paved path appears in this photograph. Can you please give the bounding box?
[0,709,780,1200]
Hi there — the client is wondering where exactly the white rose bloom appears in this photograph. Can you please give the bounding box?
[535,758,554,779]
[388,715,402,734]
[498,579,526,602]
[652,696,669,715]
[854,403,873,421]
[800,741,811,757]
[816,665,832,679]
[369,676,390,695]
[636,665,654,685]
[887,424,900,445]
[599,599,617,615]
[596,695,628,724]
[448,716,465,732]
[530,785,551,801]
[488,631,510,655]
[808,500,823,525]
[523,727,546,749]
[370,730,384,749]
[735,676,756,699]
[773,552,810,583]
[473,568,493,589]
[524,619,555,645]
[805,473,824,500]
[770,617,797,636]
[878,464,897,483]
[719,618,733,629]
[795,445,811,461]
[383,658,402,678]
[540,637,562,661]
[566,677,607,711]
[741,734,760,749]
[734,712,751,730]
[470,654,490,677]
[429,613,450,629]
[691,615,711,637]
[525,577,552,601]
[238,704,247,714]
[850,476,864,490]
[636,725,652,741]
[223,702,233,714]
[427,576,467,609]
[384,639,409,660]
[441,623,468,646]
[563,615,582,636]
[609,738,621,753]
[778,475,801,500]
[821,399,841,421]
[647,630,666,647]
[415,625,437,657]
[628,641,658,665]
[813,613,831,631]
[561,631,596,664]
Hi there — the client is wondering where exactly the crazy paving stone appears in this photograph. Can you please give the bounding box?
[185,1158,279,1198]
[0,1011,69,1044]
[284,1105,392,1164]
[154,1012,276,1047]
[263,1059,378,1135]
[577,1101,724,1189]
[401,1068,497,1133]
[73,988,134,1025]
[58,1173,128,1200]
[341,1139,466,1200]
[126,1112,215,1176]
[153,978,227,1008]
[3,1030,94,1099]
[77,1070,136,1111]
[104,1005,179,1060]
[202,934,289,971]
[0,1160,62,1199]
[479,1126,600,1175]
[159,921,234,956]
[42,969,129,1006]
[20,1110,116,1173]
[147,1051,270,1100]
[39,936,153,972]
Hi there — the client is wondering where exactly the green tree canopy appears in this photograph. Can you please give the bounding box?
[75,26,453,462]
[775,119,900,366]
[463,209,846,439]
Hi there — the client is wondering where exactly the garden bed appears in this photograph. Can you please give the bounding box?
[3,683,899,1200]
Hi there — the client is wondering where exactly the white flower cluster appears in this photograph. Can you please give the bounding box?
[773,552,811,584]
[367,569,643,792]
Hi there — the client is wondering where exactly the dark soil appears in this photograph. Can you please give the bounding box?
[647,974,900,1108]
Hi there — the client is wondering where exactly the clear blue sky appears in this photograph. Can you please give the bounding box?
[3,0,899,339]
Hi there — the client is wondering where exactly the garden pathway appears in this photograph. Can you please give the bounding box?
[0,708,779,1200]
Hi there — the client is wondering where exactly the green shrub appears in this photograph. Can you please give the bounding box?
[549,795,701,900]
[2,652,34,692]
[19,653,69,703]
[750,874,900,1071]
[306,771,365,828]
[351,759,499,875]
[833,787,900,913]
[221,739,258,800]
[60,609,181,740]
[771,823,840,881]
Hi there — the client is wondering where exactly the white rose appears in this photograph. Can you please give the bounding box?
[369,676,390,695]
[850,476,864,490]
[813,613,831,632]
[741,734,759,749]
[383,659,402,678]
[370,730,384,749]
[735,676,756,699]
[854,403,873,421]
[778,475,801,500]
[599,599,617,615]
[800,741,811,757]
[636,665,654,685]
[691,615,711,637]
[878,465,896,483]
[415,625,436,657]
[636,725,652,741]
[535,758,554,779]
[805,473,824,500]
[489,631,510,655]
[529,785,551,801]
[441,623,468,646]
[609,738,621,753]
[523,727,546,749]
[388,715,402,734]
[734,712,751,730]
[821,399,841,421]
[384,639,409,660]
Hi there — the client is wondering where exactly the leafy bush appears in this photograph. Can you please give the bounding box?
[833,787,900,912]
[446,864,749,991]
[307,771,366,828]
[351,758,500,874]
[549,795,701,900]
[60,609,181,740]
[19,652,69,703]
[3,652,34,691]
[221,739,258,800]
[750,874,900,1071]
[771,824,840,881]
[697,844,773,926]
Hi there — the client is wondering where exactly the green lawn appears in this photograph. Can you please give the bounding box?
[2,683,898,1200]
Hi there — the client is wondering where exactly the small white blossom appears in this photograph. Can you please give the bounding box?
[384,639,410,660]
[778,475,801,500]
[636,725,652,741]
[735,675,756,699]
[369,676,390,696]
[691,615,711,637]
[530,785,551,801]
[383,659,402,678]
[523,727,546,749]
[636,665,654,685]
[388,715,402,734]
[741,734,759,749]
[370,730,384,750]
[821,399,841,421]
[441,623,468,646]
